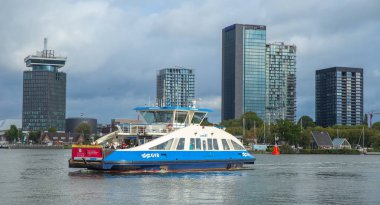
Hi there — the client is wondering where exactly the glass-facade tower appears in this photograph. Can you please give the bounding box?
[266,42,297,122]
[22,38,67,131]
[222,24,267,120]
[316,67,363,127]
[156,67,195,107]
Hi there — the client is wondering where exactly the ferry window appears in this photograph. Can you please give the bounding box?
[221,139,230,150]
[191,112,206,124]
[202,140,207,150]
[195,138,201,150]
[140,111,155,123]
[141,111,173,123]
[207,138,213,150]
[231,140,245,150]
[189,138,195,150]
[213,139,219,150]
[176,111,188,124]
[155,111,173,123]
[176,138,185,150]
[149,139,173,150]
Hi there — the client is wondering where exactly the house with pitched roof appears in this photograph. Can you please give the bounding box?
[311,131,333,149]
[332,138,351,149]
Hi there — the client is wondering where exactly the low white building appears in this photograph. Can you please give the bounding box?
[332,138,352,149]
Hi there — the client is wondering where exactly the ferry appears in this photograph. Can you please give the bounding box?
[68,106,256,172]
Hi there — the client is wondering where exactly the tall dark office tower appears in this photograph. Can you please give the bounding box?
[156,67,195,107]
[315,67,363,127]
[222,24,267,121]
[22,38,67,131]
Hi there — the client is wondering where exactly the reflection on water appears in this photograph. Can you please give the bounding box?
[0,150,380,204]
[316,171,363,179]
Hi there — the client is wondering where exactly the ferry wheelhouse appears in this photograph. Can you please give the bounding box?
[69,106,255,172]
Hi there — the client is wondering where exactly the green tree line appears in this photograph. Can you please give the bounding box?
[214,112,380,149]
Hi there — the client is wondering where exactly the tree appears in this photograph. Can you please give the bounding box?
[372,122,380,131]
[273,119,301,145]
[28,131,41,143]
[5,125,19,142]
[241,112,263,130]
[225,127,243,136]
[297,115,316,130]
[220,119,241,128]
[75,123,92,137]
[220,112,263,138]
[298,128,312,148]
[48,127,57,133]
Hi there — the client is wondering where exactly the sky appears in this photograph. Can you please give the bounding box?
[0,0,380,124]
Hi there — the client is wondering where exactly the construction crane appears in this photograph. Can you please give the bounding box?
[369,111,380,128]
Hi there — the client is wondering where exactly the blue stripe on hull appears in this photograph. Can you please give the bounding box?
[104,150,255,163]
[98,150,255,171]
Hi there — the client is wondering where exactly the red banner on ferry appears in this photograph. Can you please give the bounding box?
[72,146,103,161]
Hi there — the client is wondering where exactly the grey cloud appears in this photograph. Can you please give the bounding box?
[1,0,380,124]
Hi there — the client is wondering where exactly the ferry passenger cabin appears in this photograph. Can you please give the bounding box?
[95,106,212,146]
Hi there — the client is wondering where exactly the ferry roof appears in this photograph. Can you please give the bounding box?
[134,106,212,113]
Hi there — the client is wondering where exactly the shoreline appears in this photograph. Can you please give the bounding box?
[2,144,68,149]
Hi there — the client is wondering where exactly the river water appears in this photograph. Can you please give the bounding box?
[0,149,379,205]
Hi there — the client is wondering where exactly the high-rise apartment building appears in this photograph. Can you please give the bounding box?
[222,24,267,120]
[22,38,67,131]
[222,24,296,122]
[266,42,297,122]
[156,67,195,107]
[315,67,363,127]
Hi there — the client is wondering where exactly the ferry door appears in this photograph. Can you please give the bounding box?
[202,140,207,151]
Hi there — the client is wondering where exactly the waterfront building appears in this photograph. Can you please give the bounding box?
[315,67,363,127]
[332,138,352,149]
[310,131,333,149]
[156,67,195,107]
[221,24,297,122]
[22,38,67,131]
[266,42,297,122]
[222,24,267,121]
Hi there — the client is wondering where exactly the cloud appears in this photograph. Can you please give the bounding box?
[1,0,380,124]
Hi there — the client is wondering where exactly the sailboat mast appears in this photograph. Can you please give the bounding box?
[363,127,365,149]
[264,122,266,144]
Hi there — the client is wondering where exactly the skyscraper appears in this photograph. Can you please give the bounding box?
[222,24,267,121]
[315,67,363,127]
[222,24,297,122]
[266,42,297,122]
[22,38,67,131]
[156,67,195,107]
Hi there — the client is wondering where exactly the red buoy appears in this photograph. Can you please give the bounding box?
[272,144,280,155]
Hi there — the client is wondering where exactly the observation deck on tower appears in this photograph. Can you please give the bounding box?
[24,38,67,71]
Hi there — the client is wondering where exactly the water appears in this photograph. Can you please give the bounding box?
[1,149,379,205]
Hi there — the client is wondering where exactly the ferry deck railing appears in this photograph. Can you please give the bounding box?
[117,123,186,136]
